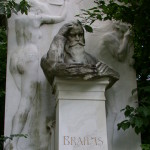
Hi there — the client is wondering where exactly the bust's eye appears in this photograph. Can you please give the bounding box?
[70,34,75,37]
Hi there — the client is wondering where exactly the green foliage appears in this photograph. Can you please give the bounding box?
[0,134,28,142]
[117,81,150,146]
[84,25,93,32]
[0,0,30,18]
[141,144,150,150]
[0,134,28,149]
[118,102,150,134]
[79,0,150,146]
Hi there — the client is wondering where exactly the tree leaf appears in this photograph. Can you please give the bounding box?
[84,25,93,32]
[135,117,143,128]
[122,122,130,130]
[135,127,141,134]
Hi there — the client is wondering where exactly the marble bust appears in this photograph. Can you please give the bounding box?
[41,21,119,87]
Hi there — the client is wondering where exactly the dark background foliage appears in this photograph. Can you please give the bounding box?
[0,24,7,148]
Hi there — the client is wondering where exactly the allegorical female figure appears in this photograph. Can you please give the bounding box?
[6,0,68,149]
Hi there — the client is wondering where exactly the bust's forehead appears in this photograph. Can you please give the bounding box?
[69,25,84,34]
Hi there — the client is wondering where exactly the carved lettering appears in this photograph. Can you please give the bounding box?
[83,137,89,145]
[64,136,71,145]
[71,137,76,145]
[91,137,97,145]
[63,136,103,146]
[77,137,83,145]
[97,137,103,145]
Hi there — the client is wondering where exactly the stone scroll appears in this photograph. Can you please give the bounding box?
[5,0,141,150]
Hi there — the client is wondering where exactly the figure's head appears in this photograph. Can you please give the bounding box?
[65,21,85,47]
[112,22,129,38]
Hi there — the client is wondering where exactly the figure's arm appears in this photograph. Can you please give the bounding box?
[46,23,74,67]
[41,45,97,83]
[41,22,72,83]
[41,56,97,84]
[40,1,68,25]
[40,14,66,25]
[117,29,131,61]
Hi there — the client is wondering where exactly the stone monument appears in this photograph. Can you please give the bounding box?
[41,21,119,85]
[41,21,119,150]
[5,0,141,150]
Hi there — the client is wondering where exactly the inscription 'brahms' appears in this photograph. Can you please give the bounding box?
[64,136,103,146]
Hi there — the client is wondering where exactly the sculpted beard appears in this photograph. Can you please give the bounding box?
[65,40,85,55]
[68,40,85,47]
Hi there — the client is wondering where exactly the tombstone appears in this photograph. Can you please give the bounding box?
[4,0,141,150]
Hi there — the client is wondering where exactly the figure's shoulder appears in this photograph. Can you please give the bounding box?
[84,52,98,65]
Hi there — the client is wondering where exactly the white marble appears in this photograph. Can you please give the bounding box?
[5,0,141,149]
[85,22,141,150]
[54,77,109,150]
[5,0,68,149]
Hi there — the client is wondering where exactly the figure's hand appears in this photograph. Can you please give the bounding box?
[66,63,97,76]
[83,62,112,80]
[96,62,108,75]
[124,29,131,38]
[82,64,98,80]
[54,63,98,79]
[58,23,73,36]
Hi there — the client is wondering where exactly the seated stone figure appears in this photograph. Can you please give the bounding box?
[41,21,119,87]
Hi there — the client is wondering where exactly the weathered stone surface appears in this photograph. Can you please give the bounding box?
[41,21,119,88]
[5,0,141,150]
[5,1,67,149]
[54,77,110,150]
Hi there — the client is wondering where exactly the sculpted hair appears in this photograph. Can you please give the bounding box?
[69,21,85,44]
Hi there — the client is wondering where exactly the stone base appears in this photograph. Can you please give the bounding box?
[53,77,110,150]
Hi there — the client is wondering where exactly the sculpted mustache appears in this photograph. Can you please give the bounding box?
[69,42,85,47]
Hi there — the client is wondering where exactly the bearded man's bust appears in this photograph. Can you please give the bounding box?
[64,23,97,64]
[41,21,119,87]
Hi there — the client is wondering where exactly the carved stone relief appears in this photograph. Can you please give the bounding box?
[5,0,67,149]
[84,20,140,150]
[5,0,141,150]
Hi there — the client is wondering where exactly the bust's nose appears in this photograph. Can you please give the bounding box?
[75,34,80,41]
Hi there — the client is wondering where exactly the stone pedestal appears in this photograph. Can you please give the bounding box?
[53,77,110,150]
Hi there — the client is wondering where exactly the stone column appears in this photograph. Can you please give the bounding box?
[53,77,110,150]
